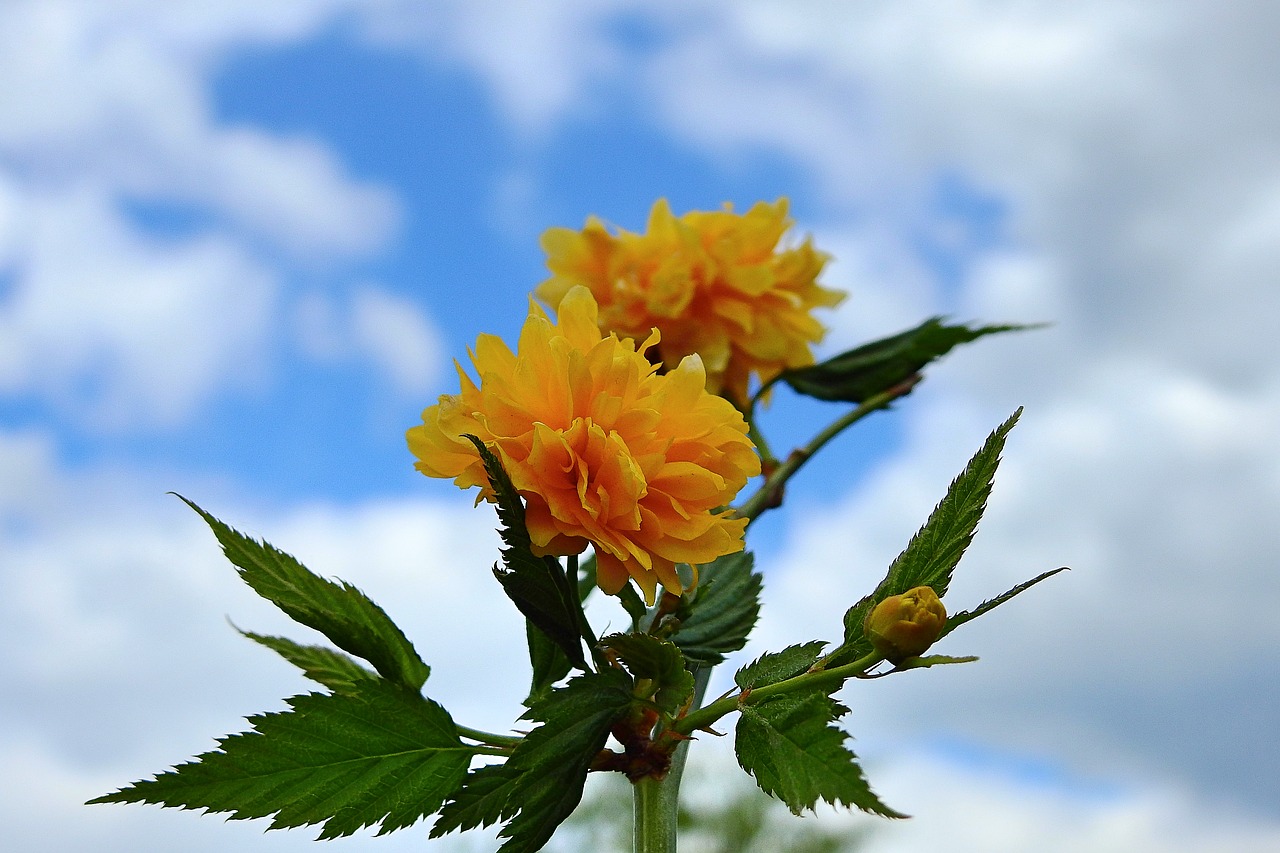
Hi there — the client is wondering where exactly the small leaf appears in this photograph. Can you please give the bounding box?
[823,409,1021,668]
[782,317,1035,403]
[464,436,590,670]
[735,689,904,818]
[89,680,473,839]
[600,633,695,715]
[433,669,634,852]
[735,641,827,690]
[670,552,763,665]
[939,566,1069,641]
[237,628,376,693]
[177,495,430,691]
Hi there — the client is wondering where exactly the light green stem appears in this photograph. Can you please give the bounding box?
[633,665,711,852]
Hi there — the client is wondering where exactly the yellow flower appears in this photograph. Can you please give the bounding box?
[407,286,761,604]
[863,586,947,663]
[537,198,845,407]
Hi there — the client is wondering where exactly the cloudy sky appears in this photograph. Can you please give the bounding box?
[3,2,1279,851]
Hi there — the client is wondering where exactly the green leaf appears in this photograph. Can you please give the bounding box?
[735,641,828,690]
[237,628,376,694]
[88,680,472,839]
[669,551,763,665]
[735,688,904,818]
[433,669,634,852]
[600,633,695,715]
[939,566,1069,641]
[823,409,1021,668]
[525,619,573,707]
[464,437,590,671]
[782,317,1035,404]
[177,495,430,692]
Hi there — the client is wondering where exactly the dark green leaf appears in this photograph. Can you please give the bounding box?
[237,628,376,694]
[736,689,904,818]
[735,641,828,690]
[782,317,1035,403]
[88,680,472,839]
[465,437,590,671]
[177,495,430,691]
[939,566,1069,641]
[822,409,1021,668]
[433,669,634,852]
[670,552,762,665]
[525,619,573,707]
[600,633,695,715]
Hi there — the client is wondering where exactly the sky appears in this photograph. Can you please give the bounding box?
[2,1,1279,851]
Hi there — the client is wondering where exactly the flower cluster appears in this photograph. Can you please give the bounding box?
[407,286,761,603]
[537,198,844,406]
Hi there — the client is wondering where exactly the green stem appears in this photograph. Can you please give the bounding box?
[673,651,883,737]
[632,665,712,852]
[734,383,912,524]
[455,724,522,750]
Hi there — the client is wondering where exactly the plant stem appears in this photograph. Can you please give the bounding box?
[672,650,883,737]
[735,381,915,524]
[632,665,711,852]
[455,724,522,750]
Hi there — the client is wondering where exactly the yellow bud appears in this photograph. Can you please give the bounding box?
[863,586,947,663]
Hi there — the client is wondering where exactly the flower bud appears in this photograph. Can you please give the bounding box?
[863,586,947,663]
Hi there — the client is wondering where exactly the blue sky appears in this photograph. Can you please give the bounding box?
[3,3,1280,852]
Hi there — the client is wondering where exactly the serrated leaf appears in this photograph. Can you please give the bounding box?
[670,552,762,665]
[177,496,430,691]
[89,680,472,839]
[433,669,634,852]
[782,317,1035,403]
[465,437,589,671]
[600,633,695,715]
[736,689,904,818]
[823,409,1021,668]
[735,641,827,690]
[238,629,376,694]
[938,566,1069,641]
[525,619,573,707]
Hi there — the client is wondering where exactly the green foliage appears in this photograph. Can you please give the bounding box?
[525,619,575,707]
[669,551,763,665]
[735,641,827,690]
[237,628,376,694]
[781,317,1034,403]
[88,680,472,839]
[465,436,591,671]
[822,409,1021,668]
[735,688,904,818]
[433,669,634,853]
[600,633,696,715]
[178,496,430,691]
[939,566,1069,641]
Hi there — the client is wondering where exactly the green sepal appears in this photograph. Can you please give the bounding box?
[88,680,473,839]
[464,436,590,671]
[938,566,1069,641]
[237,628,376,694]
[432,669,634,852]
[735,688,904,818]
[177,495,430,692]
[600,633,695,715]
[781,317,1035,403]
[735,641,827,690]
[669,552,762,665]
[821,409,1021,669]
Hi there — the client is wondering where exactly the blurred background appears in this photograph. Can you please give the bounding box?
[2,2,1278,851]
